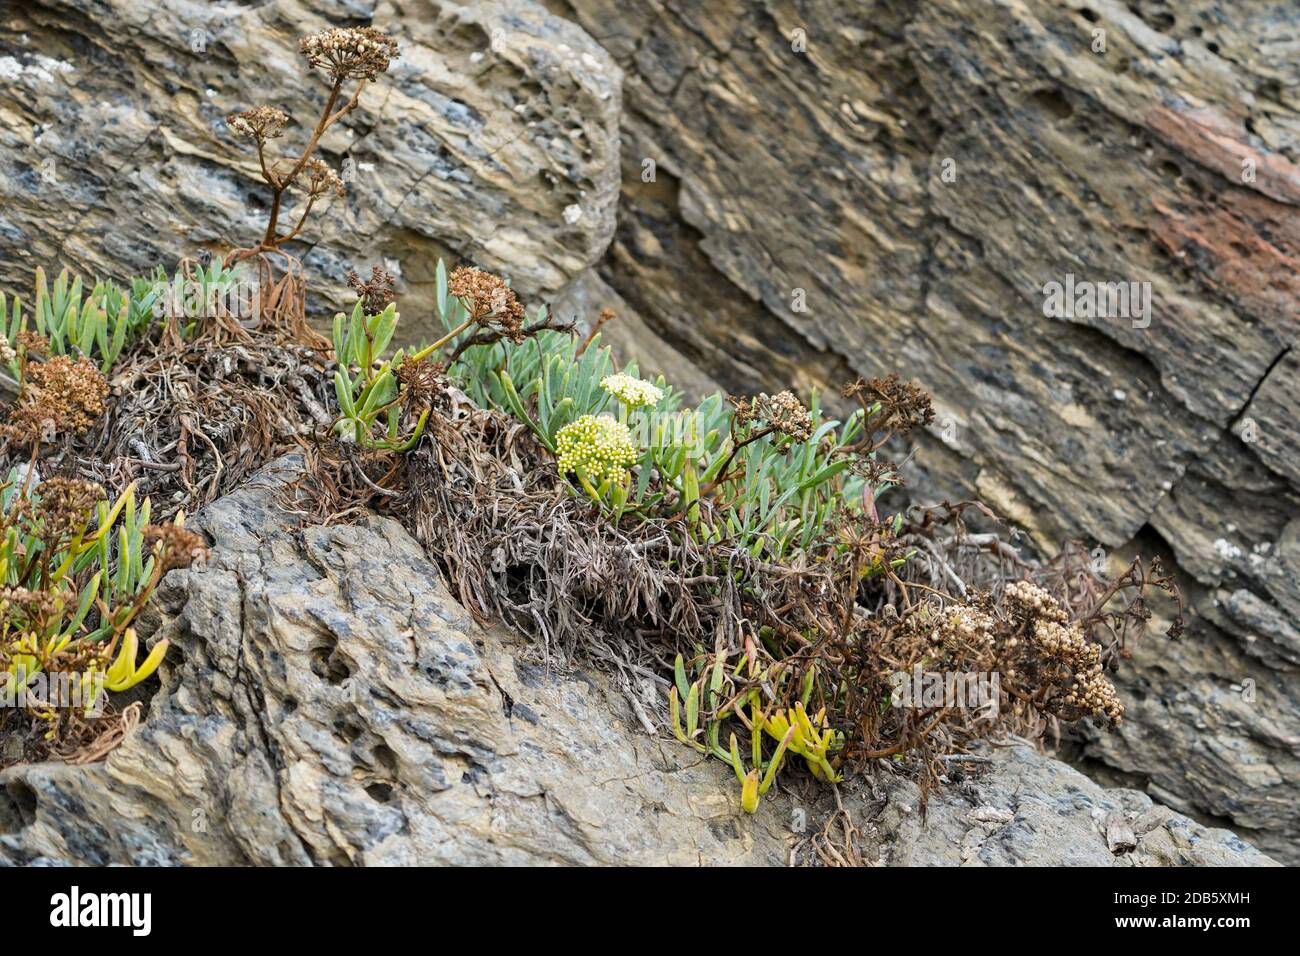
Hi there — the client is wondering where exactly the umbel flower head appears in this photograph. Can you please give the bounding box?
[448,266,526,342]
[733,390,814,443]
[842,373,934,433]
[226,106,289,142]
[32,477,105,541]
[601,373,663,409]
[556,415,638,484]
[144,521,209,574]
[300,27,400,83]
[0,354,109,445]
[347,266,397,316]
[302,157,346,198]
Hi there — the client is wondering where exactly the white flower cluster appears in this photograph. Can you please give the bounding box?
[600,373,663,409]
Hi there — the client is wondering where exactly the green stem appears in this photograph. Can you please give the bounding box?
[409,317,475,364]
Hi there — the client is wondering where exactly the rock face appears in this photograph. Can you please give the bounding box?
[0,0,1295,861]
[858,743,1278,867]
[0,460,1275,866]
[0,0,621,335]
[0,457,791,866]
[547,0,1300,863]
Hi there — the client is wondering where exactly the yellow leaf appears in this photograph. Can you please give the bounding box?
[740,769,760,813]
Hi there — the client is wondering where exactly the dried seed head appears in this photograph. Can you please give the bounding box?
[0,585,62,626]
[144,523,208,574]
[0,355,108,446]
[842,373,934,434]
[347,266,397,316]
[734,391,814,443]
[849,454,901,485]
[1002,581,1123,725]
[227,106,289,141]
[303,157,346,198]
[300,27,400,83]
[33,476,105,540]
[16,331,50,356]
[448,266,526,341]
[394,356,446,413]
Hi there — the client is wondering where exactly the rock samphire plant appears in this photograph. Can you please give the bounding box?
[0,267,159,386]
[222,26,399,341]
[324,262,573,464]
[0,469,203,757]
[0,21,1178,807]
[0,303,203,761]
[308,261,1177,817]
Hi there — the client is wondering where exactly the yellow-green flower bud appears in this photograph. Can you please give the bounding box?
[555,414,638,484]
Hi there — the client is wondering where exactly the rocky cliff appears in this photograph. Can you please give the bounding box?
[0,0,1295,860]
[549,0,1300,862]
[0,457,1276,866]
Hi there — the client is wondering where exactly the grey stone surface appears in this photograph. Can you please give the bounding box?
[0,460,1276,866]
[0,0,622,342]
[858,744,1279,867]
[0,457,792,866]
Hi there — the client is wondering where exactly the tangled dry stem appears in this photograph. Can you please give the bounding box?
[3,322,333,518]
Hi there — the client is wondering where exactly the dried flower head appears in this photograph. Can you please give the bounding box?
[33,477,105,541]
[843,373,934,434]
[555,415,638,484]
[448,266,526,342]
[0,403,53,447]
[0,586,61,627]
[0,355,108,446]
[394,356,447,413]
[16,331,49,356]
[849,454,901,485]
[347,266,397,316]
[1002,581,1123,725]
[733,391,813,443]
[227,106,289,141]
[832,512,901,573]
[601,373,663,409]
[300,27,400,83]
[302,157,346,198]
[144,523,208,574]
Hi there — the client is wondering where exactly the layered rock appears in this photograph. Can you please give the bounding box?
[551,0,1300,863]
[857,743,1277,867]
[0,0,621,337]
[0,459,1275,866]
[0,457,792,865]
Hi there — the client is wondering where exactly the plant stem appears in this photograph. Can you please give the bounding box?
[408,318,475,364]
[699,427,777,497]
[258,78,363,249]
